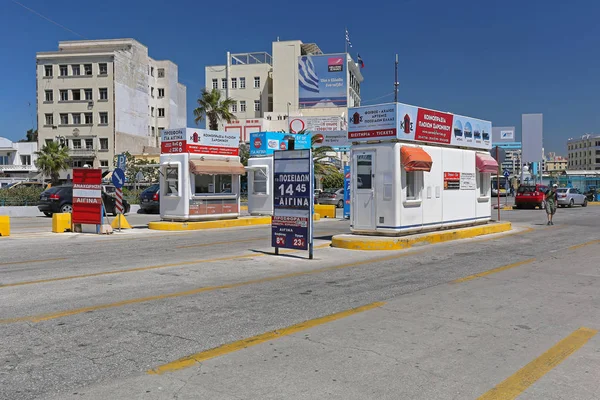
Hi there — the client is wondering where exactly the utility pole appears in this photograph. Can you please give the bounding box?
[394,54,399,102]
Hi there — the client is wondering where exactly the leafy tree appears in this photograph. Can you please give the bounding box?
[18,129,38,143]
[113,152,159,183]
[193,88,236,130]
[239,142,250,167]
[321,171,344,189]
[35,141,71,184]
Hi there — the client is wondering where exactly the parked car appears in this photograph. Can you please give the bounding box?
[556,187,588,208]
[139,184,160,213]
[515,184,549,209]
[38,185,130,217]
[318,188,344,208]
[314,188,322,204]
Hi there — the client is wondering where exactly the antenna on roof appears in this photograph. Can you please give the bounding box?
[277,36,280,42]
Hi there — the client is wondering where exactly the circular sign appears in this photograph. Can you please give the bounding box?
[254,137,262,149]
[289,118,306,134]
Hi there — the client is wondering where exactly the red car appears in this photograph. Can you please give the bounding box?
[515,184,549,209]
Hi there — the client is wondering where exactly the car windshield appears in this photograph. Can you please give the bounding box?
[322,189,337,194]
[517,186,535,194]
[144,184,159,193]
[557,189,568,193]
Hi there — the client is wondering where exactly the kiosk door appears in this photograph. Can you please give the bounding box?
[353,151,376,231]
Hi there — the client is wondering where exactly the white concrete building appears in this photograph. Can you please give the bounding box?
[36,39,186,176]
[567,134,600,170]
[0,137,38,187]
[205,40,363,142]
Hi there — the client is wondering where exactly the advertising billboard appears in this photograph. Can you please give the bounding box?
[492,126,516,143]
[521,114,543,163]
[161,128,240,156]
[348,103,492,150]
[249,132,311,157]
[298,54,347,109]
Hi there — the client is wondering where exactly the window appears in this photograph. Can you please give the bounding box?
[478,173,490,197]
[72,139,82,149]
[72,160,83,168]
[254,76,260,88]
[151,107,155,117]
[221,78,227,89]
[45,90,53,102]
[85,138,93,149]
[85,113,93,124]
[100,138,109,150]
[60,90,68,101]
[165,167,179,196]
[158,88,165,98]
[150,67,154,77]
[84,89,93,100]
[254,100,260,112]
[151,126,155,136]
[84,64,92,75]
[60,113,69,125]
[72,65,80,76]
[405,171,422,200]
[44,113,53,126]
[252,167,268,194]
[20,155,31,166]
[72,89,81,101]
[194,174,233,194]
[240,101,246,112]
[0,156,8,165]
[158,127,165,134]
[158,68,165,78]
[99,63,108,75]
[356,154,373,189]
[44,65,53,77]
[99,112,108,124]
[158,108,165,117]
[100,160,109,167]
[240,77,246,89]
[60,65,68,76]
[231,102,237,113]
[72,113,81,125]
[99,88,108,100]
[212,78,218,89]
[231,78,237,89]
[150,87,154,97]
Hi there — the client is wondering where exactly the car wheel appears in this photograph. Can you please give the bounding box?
[60,204,72,213]
[337,200,343,208]
[43,212,52,217]
[583,199,588,207]
[569,199,574,208]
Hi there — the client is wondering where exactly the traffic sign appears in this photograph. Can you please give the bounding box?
[112,168,125,189]
[117,154,127,171]
[503,170,510,178]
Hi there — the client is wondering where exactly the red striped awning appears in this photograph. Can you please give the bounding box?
[476,153,499,173]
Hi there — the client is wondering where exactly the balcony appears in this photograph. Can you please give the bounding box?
[69,148,96,157]
[0,165,37,172]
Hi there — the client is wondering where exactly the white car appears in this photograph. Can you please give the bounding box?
[556,188,588,207]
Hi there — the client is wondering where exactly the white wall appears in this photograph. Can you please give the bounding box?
[272,40,302,114]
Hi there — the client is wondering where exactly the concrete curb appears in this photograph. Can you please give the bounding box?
[331,221,512,251]
[0,205,141,218]
[148,213,322,231]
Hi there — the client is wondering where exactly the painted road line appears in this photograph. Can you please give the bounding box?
[0,242,332,289]
[452,258,536,284]
[472,226,534,243]
[176,231,340,249]
[148,301,386,375]
[0,247,420,325]
[569,239,600,251]
[477,327,598,400]
[0,257,67,267]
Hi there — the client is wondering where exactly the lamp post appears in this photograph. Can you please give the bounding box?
[287,102,291,133]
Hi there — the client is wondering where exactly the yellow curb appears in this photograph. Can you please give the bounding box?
[331,222,512,251]
[149,213,321,231]
[589,202,600,206]
[0,215,10,237]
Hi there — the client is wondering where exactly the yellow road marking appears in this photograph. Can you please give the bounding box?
[148,301,385,375]
[477,327,598,400]
[569,239,600,251]
[176,237,263,249]
[0,257,66,267]
[453,258,536,283]
[0,247,419,324]
[473,226,534,243]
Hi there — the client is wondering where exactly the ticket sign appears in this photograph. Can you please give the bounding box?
[271,150,314,258]
[72,168,103,225]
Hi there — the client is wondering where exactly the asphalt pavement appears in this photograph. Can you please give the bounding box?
[1,204,599,399]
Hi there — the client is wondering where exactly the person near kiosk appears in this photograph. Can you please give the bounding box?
[545,184,558,225]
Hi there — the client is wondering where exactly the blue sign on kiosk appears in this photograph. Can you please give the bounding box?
[343,165,350,219]
[112,168,125,189]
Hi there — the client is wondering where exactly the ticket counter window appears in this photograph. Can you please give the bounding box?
[194,174,233,194]
[477,173,490,197]
[252,168,268,195]
[165,167,179,196]
[356,156,373,189]
[405,171,422,201]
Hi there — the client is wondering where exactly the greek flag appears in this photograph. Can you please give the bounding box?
[298,56,319,93]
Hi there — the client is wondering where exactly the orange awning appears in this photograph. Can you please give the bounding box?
[189,159,246,175]
[401,146,433,172]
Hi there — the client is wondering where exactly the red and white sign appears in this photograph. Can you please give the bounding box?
[161,128,239,156]
[72,168,102,225]
[415,108,454,145]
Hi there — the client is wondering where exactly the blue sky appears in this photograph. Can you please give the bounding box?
[1,0,599,154]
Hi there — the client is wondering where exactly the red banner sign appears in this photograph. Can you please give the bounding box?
[415,108,454,145]
[72,168,103,225]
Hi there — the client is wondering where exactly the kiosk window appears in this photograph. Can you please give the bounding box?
[405,171,422,201]
[252,168,268,195]
[165,167,179,196]
[356,155,372,189]
[194,175,233,194]
[478,173,490,197]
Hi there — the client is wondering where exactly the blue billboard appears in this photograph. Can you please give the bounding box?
[343,166,350,219]
[298,54,347,109]
[250,132,311,157]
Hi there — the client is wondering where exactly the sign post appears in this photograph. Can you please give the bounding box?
[343,165,351,219]
[113,153,127,232]
[272,149,314,259]
[503,169,510,207]
[72,168,103,233]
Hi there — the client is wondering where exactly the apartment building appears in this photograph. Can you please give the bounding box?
[205,40,363,142]
[567,134,600,170]
[543,152,568,173]
[0,137,38,187]
[36,39,186,176]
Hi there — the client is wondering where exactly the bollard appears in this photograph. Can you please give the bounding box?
[314,204,336,218]
[0,215,9,236]
[52,213,72,233]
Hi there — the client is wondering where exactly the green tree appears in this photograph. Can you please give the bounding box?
[18,129,38,143]
[193,88,236,130]
[321,171,344,189]
[239,142,250,167]
[113,152,159,183]
[35,141,71,184]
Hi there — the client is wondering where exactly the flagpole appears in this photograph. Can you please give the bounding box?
[345,27,347,54]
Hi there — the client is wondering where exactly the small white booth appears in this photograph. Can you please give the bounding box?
[348,102,498,236]
[159,128,245,221]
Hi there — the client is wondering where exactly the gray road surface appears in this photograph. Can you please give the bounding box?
[1,205,599,399]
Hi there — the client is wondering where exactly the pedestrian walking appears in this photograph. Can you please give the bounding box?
[545,184,558,225]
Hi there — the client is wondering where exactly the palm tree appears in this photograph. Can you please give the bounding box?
[296,130,339,176]
[193,88,236,130]
[35,141,71,184]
